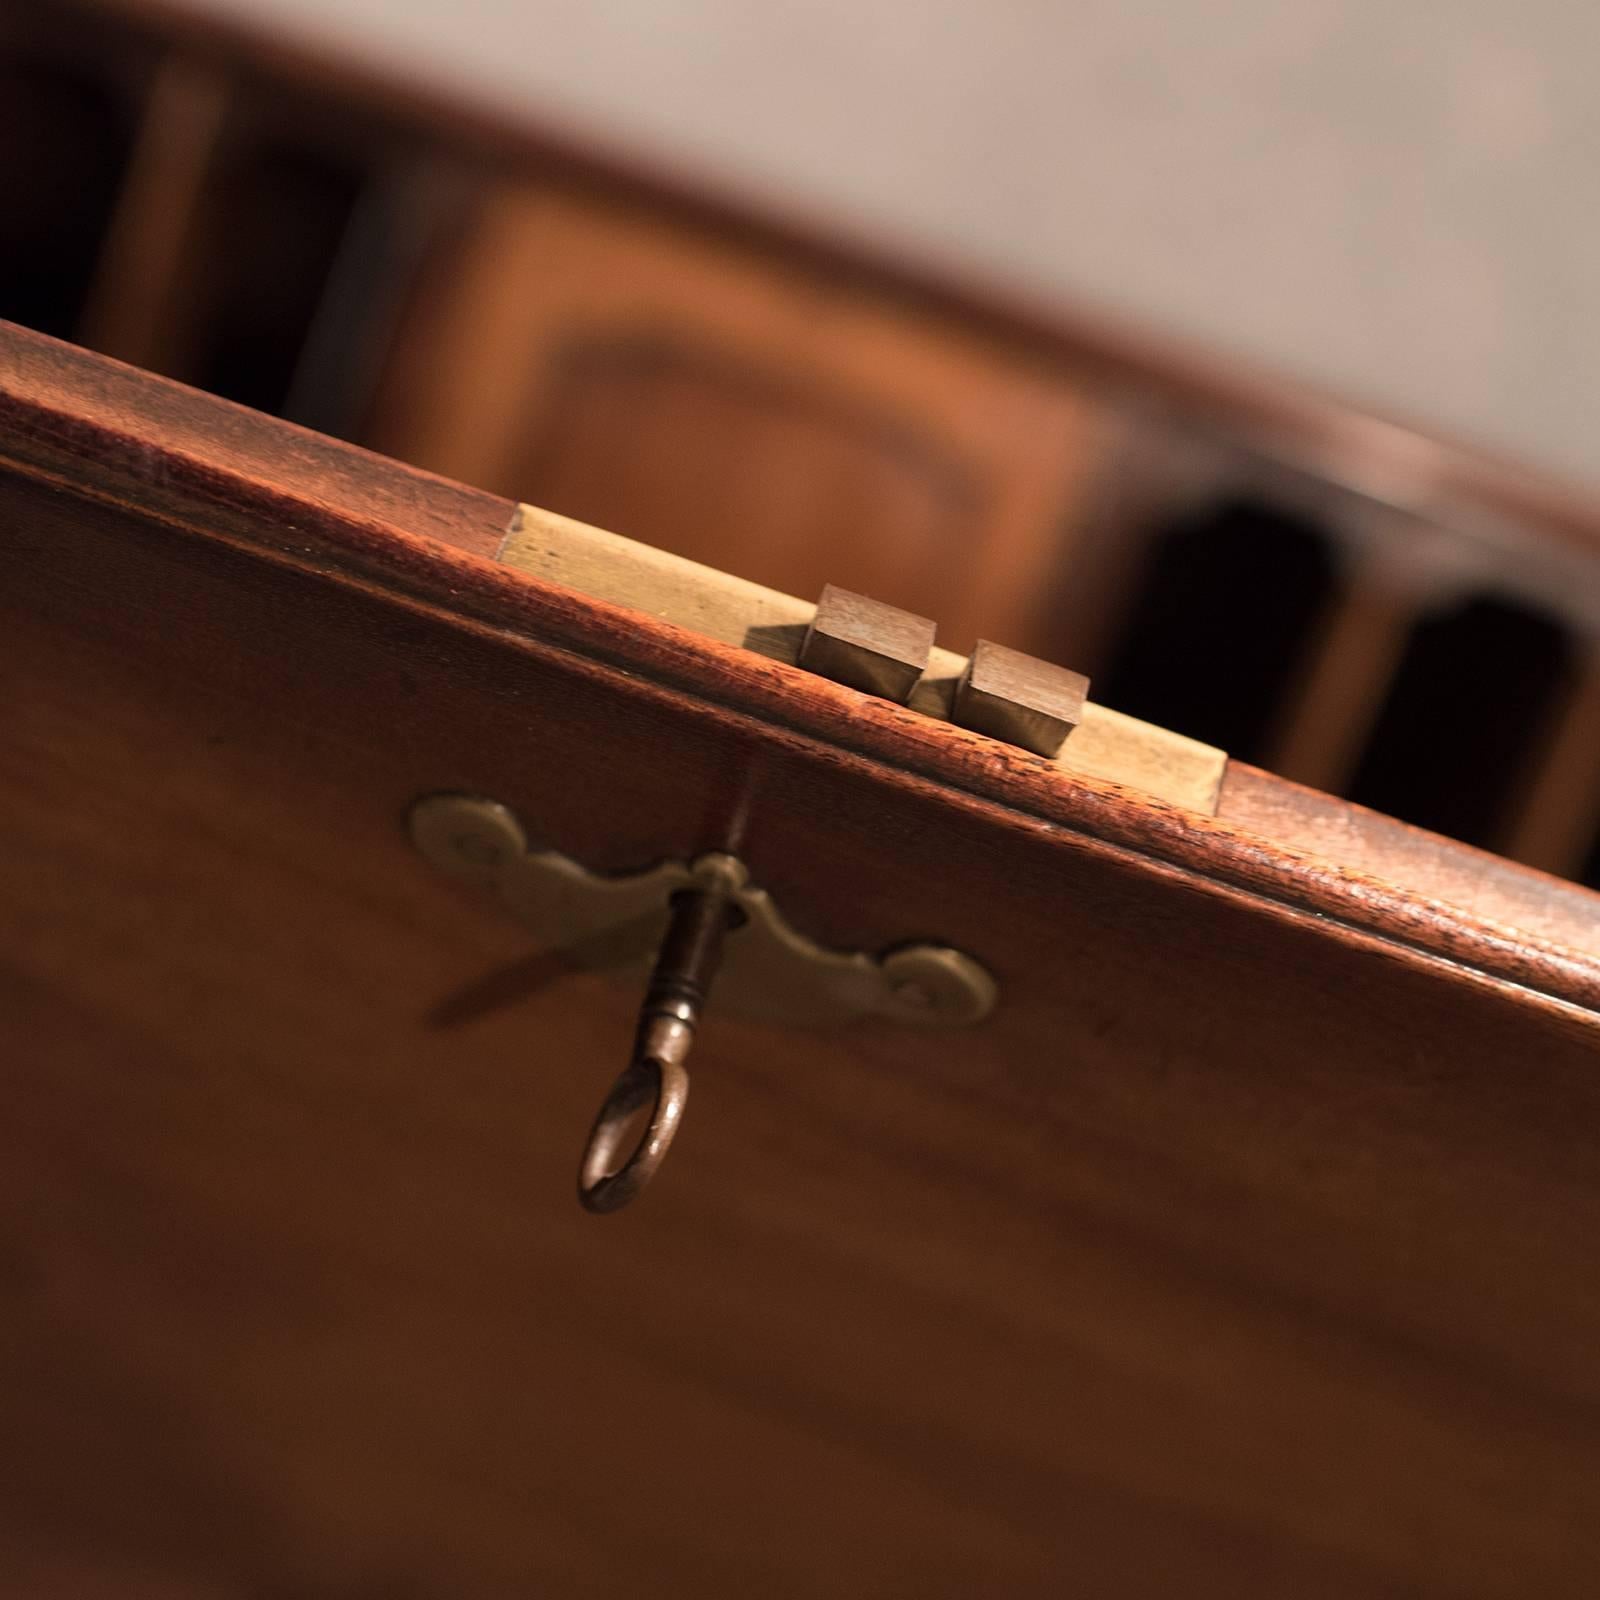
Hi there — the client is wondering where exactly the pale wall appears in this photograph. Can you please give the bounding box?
[201,0,1600,488]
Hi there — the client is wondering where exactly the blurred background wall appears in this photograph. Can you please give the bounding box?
[195,0,1600,488]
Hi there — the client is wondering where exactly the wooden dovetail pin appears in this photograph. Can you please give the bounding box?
[799,583,936,704]
[953,639,1090,758]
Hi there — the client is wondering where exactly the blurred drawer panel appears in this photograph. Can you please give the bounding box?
[369,188,1101,653]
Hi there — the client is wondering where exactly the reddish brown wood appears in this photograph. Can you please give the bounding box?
[4,326,1596,996]
[5,324,1600,1597]
[0,317,508,562]
[1218,762,1600,965]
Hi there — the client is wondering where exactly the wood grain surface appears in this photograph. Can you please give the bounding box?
[4,323,1600,1597]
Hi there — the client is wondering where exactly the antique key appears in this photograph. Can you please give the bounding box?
[408,795,997,1216]
[577,855,745,1213]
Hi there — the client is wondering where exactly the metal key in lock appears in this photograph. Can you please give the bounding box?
[578,856,744,1213]
[408,795,998,1215]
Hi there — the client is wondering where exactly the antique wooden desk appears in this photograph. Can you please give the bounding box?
[4,321,1600,1596]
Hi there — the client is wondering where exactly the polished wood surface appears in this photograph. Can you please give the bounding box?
[1218,763,1600,967]
[5,325,1600,1596]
